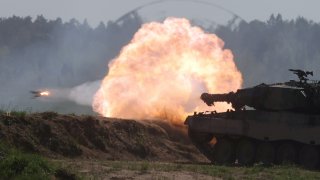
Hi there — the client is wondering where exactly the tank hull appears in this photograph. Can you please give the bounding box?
[186,110,320,144]
[185,110,320,168]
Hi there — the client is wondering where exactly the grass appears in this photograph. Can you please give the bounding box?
[0,142,78,180]
[0,142,53,179]
[58,159,320,180]
[0,110,29,126]
[0,150,52,179]
[10,111,27,118]
[0,105,33,115]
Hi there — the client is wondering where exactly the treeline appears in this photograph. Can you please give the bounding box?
[0,15,142,88]
[215,14,320,86]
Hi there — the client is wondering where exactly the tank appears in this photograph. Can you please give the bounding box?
[185,69,320,169]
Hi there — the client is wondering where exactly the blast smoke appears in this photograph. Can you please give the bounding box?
[93,17,242,123]
[68,80,101,106]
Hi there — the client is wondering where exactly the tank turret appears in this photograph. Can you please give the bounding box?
[200,69,320,113]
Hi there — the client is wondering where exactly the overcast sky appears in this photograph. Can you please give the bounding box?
[1,0,320,26]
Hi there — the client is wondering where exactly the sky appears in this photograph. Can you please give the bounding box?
[1,0,320,27]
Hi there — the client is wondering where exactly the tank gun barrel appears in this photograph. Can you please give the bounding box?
[200,92,235,106]
[201,78,320,112]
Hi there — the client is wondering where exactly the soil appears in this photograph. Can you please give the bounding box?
[0,112,207,162]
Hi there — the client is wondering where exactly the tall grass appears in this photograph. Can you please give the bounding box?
[0,142,77,179]
[0,142,52,179]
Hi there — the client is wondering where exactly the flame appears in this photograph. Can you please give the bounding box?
[40,91,50,96]
[93,17,242,123]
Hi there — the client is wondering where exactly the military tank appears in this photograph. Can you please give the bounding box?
[185,69,320,169]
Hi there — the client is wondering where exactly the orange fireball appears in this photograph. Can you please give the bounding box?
[40,91,50,96]
[93,17,242,123]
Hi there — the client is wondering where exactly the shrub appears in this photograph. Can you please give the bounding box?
[0,142,78,179]
[0,150,53,179]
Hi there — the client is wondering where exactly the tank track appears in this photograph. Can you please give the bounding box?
[188,130,320,169]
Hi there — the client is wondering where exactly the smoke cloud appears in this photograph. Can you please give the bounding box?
[68,80,101,106]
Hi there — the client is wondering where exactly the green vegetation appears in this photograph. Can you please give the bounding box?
[10,111,27,119]
[0,109,29,117]
[0,142,52,179]
[0,142,77,179]
[0,110,28,126]
[0,151,52,179]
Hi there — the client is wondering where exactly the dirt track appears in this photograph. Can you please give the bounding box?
[57,160,218,180]
[0,112,207,162]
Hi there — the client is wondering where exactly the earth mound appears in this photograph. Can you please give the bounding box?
[0,112,206,162]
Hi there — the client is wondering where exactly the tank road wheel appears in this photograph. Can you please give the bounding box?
[213,137,236,165]
[236,139,256,165]
[255,142,275,165]
[276,143,297,164]
[299,145,319,169]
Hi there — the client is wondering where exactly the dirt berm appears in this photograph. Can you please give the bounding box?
[0,112,206,162]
